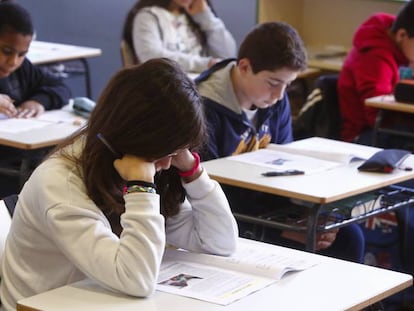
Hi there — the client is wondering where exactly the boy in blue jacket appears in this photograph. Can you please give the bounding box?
[196,22,365,262]
[0,2,70,118]
[0,2,71,189]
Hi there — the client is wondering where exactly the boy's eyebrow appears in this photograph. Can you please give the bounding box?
[0,42,29,55]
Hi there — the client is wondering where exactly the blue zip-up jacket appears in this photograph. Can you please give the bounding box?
[195,59,293,161]
[0,58,71,110]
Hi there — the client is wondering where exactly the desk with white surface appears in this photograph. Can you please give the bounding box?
[27,41,102,98]
[202,137,414,251]
[365,95,414,146]
[16,238,413,311]
[0,105,85,185]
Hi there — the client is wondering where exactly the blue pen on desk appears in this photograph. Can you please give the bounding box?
[97,133,122,159]
[261,169,305,177]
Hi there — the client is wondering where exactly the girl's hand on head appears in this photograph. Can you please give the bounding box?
[172,149,202,182]
[184,0,207,15]
[114,155,156,183]
[16,100,45,118]
[0,94,17,117]
[171,149,194,172]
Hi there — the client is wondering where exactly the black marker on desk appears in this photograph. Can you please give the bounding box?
[97,133,122,159]
[261,169,305,177]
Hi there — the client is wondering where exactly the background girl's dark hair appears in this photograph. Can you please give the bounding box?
[122,0,217,61]
[0,2,33,36]
[391,0,414,37]
[238,22,307,74]
[56,58,206,235]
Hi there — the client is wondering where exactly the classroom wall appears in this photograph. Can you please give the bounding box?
[258,0,403,49]
[18,0,256,100]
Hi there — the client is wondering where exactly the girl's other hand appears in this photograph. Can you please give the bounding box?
[114,155,156,182]
[185,0,207,15]
[172,149,202,182]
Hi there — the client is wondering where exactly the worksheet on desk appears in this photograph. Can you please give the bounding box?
[0,118,50,133]
[157,243,319,305]
[227,148,342,174]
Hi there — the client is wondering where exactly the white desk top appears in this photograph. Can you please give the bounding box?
[16,239,412,311]
[0,105,85,149]
[365,95,414,114]
[27,40,102,65]
[202,137,414,204]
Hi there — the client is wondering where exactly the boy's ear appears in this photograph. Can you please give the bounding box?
[238,58,252,74]
[395,28,408,44]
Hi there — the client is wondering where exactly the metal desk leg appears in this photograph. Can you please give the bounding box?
[372,109,384,147]
[305,203,323,252]
[79,58,92,98]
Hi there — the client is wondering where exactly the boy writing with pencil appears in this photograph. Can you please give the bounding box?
[0,2,70,118]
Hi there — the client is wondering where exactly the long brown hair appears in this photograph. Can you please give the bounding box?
[55,58,206,233]
[122,0,216,59]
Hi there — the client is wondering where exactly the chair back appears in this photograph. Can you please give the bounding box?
[293,74,341,140]
[316,74,341,139]
[120,40,138,68]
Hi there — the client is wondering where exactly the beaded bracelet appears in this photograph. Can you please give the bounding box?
[178,152,200,178]
[123,180,157,195]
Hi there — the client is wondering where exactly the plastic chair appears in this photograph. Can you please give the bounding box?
[293,74,341,140]
[316,74,341,139]
[120,40,138,68]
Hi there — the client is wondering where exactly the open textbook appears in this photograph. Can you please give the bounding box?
[156,241,320,305]
[227,137,378,175]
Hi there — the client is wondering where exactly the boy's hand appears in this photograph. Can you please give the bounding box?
[184,0,207,15]
[16,100,45,118]
[0,94,17,117]
[281,228,339,251]
[114,154,156,183]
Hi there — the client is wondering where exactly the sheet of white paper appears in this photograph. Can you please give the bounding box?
[227,149,342,174]
[156,243,320,305]
[0,118,49,133]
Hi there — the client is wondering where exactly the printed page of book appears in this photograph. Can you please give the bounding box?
[156,242,319,305]
[0,118,50,133]
[268,137,376,163]
[227,148,341,174]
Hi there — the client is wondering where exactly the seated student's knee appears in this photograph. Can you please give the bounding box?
[323,224,365,263]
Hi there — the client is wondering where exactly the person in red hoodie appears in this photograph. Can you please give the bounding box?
[338,0,414,145]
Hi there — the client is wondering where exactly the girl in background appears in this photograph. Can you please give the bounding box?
[122,0,236,72]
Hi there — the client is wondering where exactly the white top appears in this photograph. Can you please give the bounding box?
[202,137,414,204]
[27,41,102,65]
[0,201,11,268]
[15,239,413,311]
[0,103,85,149]
[0,141,238,311]
[132,6,236,72]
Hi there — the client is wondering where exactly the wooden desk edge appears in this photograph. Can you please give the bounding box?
[0,137,63,150]
[346,277,413,311]
[16,304,42,311]
[31,51,102,66]
[207,171,414,204]
[365,99,414,114]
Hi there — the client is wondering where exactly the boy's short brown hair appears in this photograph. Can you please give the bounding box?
[238,22,307,74]
[391,0,414,37]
